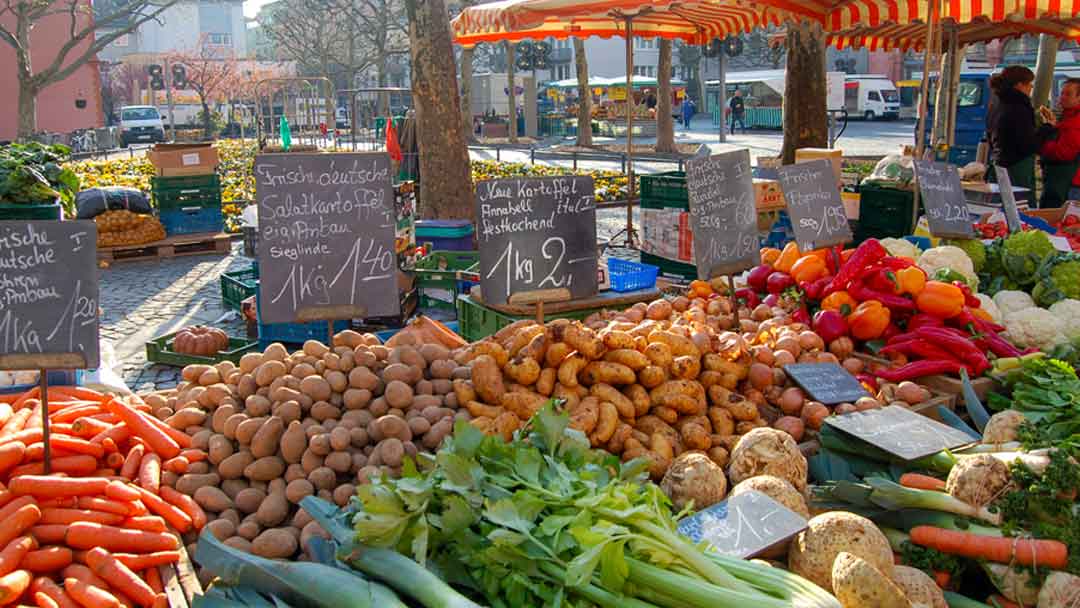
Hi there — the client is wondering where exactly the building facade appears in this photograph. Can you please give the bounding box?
[97,0,247,62]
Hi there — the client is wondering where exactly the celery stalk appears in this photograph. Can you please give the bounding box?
[625,558,800,608]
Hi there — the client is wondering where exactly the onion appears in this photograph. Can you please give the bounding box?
[771,367,787,386]
[896,381,930,404]
[745,389,766,406]
[834,403,857,415]
[841,357,864,375]
[779,387,806,415]
[816,352,839,365]
[752,304,773,321]
[855,397,882,411]
[773,416,805,442]
[773,350,796,367]
[764,386,783,405]
[691,330,712,353]
[800,402,830,430]
[796,352,817,363]
[671,296,690,312]
[740,319,760,334]
[751,345,775,366]
[798,331,825,352]
[828,337,855,360]
[774,336,801,358]
[748,363,773,390]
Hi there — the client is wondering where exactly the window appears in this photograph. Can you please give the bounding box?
[957,81,982,107]
[868,91,881,101]
[555,39,569,49]
[634,38,655,49]
[112,33,130,47]
[205,33,232,45]
[556,65,570,80]
[122,107,160,120]
[882,89,899,102]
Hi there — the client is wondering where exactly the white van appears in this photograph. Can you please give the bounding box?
[118,105,166,147]
[844,76,901,120]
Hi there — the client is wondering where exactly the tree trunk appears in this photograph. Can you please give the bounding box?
[17,83,38,139]
[695,60,705,112]
[202,100,212,138]
[656,39,675,153]
[1033,34,1059,112]
[573,37,592,147]
[781,20,828,164]
[506,41,517,142]
[15,15,37,139]
[461,46,475,141]
[404,0,474,219]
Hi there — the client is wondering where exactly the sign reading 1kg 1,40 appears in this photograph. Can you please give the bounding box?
[476,175,598,304]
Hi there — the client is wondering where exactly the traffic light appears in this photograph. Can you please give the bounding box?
[148,64,164,91]
[171,64,187,89]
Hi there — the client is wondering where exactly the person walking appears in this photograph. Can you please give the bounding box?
[728,90,746,135]
[681,98,695,129]
[1039,78,1080,207]
[986,65,1055,190]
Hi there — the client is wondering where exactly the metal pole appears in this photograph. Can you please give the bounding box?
[165,59,176,142]
[624,15,637,248]
[913,0,940,229]
[718,49,727,143]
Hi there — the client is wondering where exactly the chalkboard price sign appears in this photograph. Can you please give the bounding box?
[777,159,853,250]
[913,160,973,238]
[783,362,871,405]
[677,490,808,559]
[825,405,975,461]
[0,221,99,370]
[476,176,598,305]
[685,149,758,279]
[255,152,400,325]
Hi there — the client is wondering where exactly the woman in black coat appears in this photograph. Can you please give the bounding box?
[986,65,1055,189]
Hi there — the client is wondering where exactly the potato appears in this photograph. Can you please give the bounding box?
[589,384,634,420]
[308,466,336,491]
[194,486,233,512]
[252,528,298,559]
[218,451,255,480]
[418,343,451,364]
[504,356,542,386]
[175,473,221,496]
[205,519,235,541]
[670,355,701,380]
[680,423,711,451]
[374,415,412,442]
[458,340,509,368]
[325,451,352,474]
[377,438,405,467]
[580,361,636,386]
[275,421,306,465]
[255,361,287,387]
[707,407,736,437]
[244,456,286,481]
[553,324,604,360]
[544,342,573,369]
[499,391,546,421]
[622,384,650,418]
[590,402,619,446]
[708,385,758,421]
[471,355,505,404]
[235,488,267,514]
[638,363,668,390]
[568,397,600,434]
[557,354,587,388]
[601,330,635,351]
[246,416,283,459]
[603,348,649,372]
[332,484,356,507]
[390,345,427,371]
[255,492,289,527]
[423,418,454,450]
[166,408,206,430]
[831,552,908,608]
[643,342,673,369]
[384,380,414,410]
[646,299,673,320]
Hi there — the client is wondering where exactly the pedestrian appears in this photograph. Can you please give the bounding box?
[728,89,746,135]
[1039,78,1080,207]
[682,98,695,129]
[986,65,1055,190]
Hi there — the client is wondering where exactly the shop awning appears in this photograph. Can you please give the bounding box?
[827,16,1080,51]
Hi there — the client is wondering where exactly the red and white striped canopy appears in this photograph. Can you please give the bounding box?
[827,16,1080,51]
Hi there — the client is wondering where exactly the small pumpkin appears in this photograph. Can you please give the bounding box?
[173,326,230,356]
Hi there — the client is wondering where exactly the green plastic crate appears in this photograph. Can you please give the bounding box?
[221,265,258,311]
[456,294,608,342]
[0,202,62,220]
[150,174,220,191]
[853,183,917,243]
[640,252,697,283]
[152,174,222,211]
[416,251,479,312]
[145,331,260,367]
[640,171,687,205]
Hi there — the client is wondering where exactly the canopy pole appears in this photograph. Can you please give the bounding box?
[624,14,638,248]
[913,0,940,229]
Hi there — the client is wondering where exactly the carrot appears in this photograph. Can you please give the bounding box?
[63,577,120,608]
[43,436,104,460]
[27,527,65,546]
[86,414,119,425]
[100,439,118,456]
[50,405,103,425]
[120,517,165,534]
[142,569,160,595]
[35,498,77,510]
[24,403,42,429]
[933,570,951,589]
[161,456,187,475]
[899,473,947,492]
[136,454,159,495]
[36,593,61,608]
[102,483,139,504]
[8,477,109,498]
[40,509,124,527]
[0,443,25,476]
[64,523,178,553]
[31,577,79,608]
[0,570,31,605]
[0,497,37,522]
[0,489,11,511]
[177,449,205,463]
[61,565,106,587]
[70,418,110,439]
[11,389,40,412]
[9,455,98,478]
[129,487,191,533]
[75,498,135,518]
[157,487,206,531]
[48,388,106,403]
[2,429,42,447]
[21,445,77,462]
[118,446,142,482]
[910,525,1068,570]
[0,537,35,577]
[136,415,190,451]
[105,453,124,470]
[0,404,11,428]
[85,548,155,608]
[101,401,178,459]
[0,410,32,438]
[110,554,178,573]
[0,504,41,550]
[21,546,73,573]
[89,426,128,448]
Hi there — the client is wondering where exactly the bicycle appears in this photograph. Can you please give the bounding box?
[70,128,97,154]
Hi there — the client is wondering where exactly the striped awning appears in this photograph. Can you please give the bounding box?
[826,16,1080,50]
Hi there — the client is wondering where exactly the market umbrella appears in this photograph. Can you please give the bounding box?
[453,0,811,248]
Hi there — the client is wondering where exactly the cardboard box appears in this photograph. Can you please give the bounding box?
[147,143,219,176]
[753,178,784,211]
[795,147,843,183]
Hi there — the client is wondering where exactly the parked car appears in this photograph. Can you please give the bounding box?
[118,105,166,147]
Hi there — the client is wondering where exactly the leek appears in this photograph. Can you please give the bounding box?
[880,526,910,552]
[625,558,798,608]
[944,591,995,607]
[956,442,1022,453]
[866,477,1002,525]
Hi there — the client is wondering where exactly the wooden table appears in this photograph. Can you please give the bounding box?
[160,545,202,608]
[469,286,660,316]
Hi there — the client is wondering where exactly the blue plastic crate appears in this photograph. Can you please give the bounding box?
[416,220,474,251]
[607,258,659,292]
[255,291,350,344]
[159,206,224,235]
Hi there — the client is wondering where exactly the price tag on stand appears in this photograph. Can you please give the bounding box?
[677,491,808,559]
[254,152,400,328]
[824,405,975,461]
[0,220,100,472]
[476,176,597,317]
[913,159,974,238]
[685,149,758,279]
[994,166,1024,234]
[782,363,870,405]
[777,158,853,250]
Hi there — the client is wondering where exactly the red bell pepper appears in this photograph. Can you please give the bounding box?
[867,269,900,294]
[803,277,831,301]
[813,310,849,343]
[767,272,795,294]
[881,256,915,270]
[734,288,759,308]
[875,360,968,381]
[823,239,887,296]
[747,265,772,292]
[952,281,981,308]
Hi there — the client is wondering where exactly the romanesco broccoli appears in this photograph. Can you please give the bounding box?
[1032,253,1080,307]
[1002,230,1055,286]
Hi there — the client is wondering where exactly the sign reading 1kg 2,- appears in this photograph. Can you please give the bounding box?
[686,149,759,279]
[777,158,853,250]
[476,176,598,304]
[0,221,99,369]
[255,152,400,325]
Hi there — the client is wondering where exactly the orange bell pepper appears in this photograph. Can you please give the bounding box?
[821,291,858,315]
[790,255,828,284]
[896,266,927,297]
[689,280,714,298]
[773,242,801,274]
[846,300,891,340]
[971,307,993,322]
[915,281,965,318]
[760,248,782,267]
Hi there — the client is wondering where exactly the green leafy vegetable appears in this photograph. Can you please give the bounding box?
[0,142,79,215]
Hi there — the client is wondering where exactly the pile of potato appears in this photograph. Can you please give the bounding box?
[141,330,469,563]
[95,209,166,247]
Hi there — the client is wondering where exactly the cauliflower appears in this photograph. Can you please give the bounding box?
[1032,253,1080,307]
[1049,299,1080,340]
[1002,230,1055,286]
[918,246,979,289]
[976,294,1002,323]
[943,238,987,273]
[992,290,1036,316]
[880,237,921,260]
[1003,307,1066,351]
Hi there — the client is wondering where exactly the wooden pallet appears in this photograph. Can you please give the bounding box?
[160,544,202,608]
[98,232,232,263]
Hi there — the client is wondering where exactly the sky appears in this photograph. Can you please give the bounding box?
[243,0,271,20]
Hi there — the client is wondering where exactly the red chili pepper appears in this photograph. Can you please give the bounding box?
[907,313,946,331]
[947,309,981,333]
[914,327,991,374]
[975,327,1023,358]
[952,281,981,308]
[881,256,915,270]
[867,269,900,294]
[804,276,831,301]
[849,281,916,311]
[875,359,967,381]
[823,239,887,296]
[734,288,759,308]
[881,340,963,363]
[974,317,1006,333]
[856,374,879,392]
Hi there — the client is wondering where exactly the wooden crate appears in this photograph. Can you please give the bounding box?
[906,392,957,422]
[916,374,998,403]
[160,545,202,608]
[98,232,232,263]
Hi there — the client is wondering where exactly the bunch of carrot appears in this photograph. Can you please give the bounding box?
[0,385,208,607]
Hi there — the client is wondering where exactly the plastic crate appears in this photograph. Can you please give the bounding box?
[150,174,220,192]
[0,202,62,220]
[159,205,223,235]
[242,226,258,257]
[416,220,475,251]
[145,331,260,367]
[456,294,609,342]
[607,258,659,292]
[852,183,916,243]
[0,370,81,395]
[640,172,687,206]
[640,252,697,283]
[258,318,351,346]
[221,265,258,311]
[416,250,479,312]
